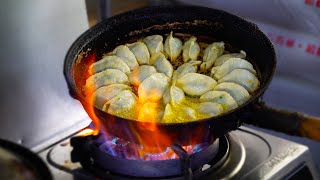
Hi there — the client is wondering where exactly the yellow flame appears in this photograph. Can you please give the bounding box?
[77,128,95,136]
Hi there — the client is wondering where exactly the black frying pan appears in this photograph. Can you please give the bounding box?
[64,6,319,146]
[0,139,52,180]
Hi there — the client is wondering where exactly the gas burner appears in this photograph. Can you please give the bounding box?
[46,132,245,179]
[71,135,233,179]
[41,126,320,180]
[69,134,234,178]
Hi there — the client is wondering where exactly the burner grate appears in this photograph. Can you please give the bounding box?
[70,134,232,179]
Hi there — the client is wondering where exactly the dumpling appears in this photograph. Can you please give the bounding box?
[102,90,137,118]
[89,55,130,74]
[164,31,183,62]
[218,69,260,93]
[180,107,197,121]
[149,52,170,66]
[214,50,246,66]
[85,69,129,94]
[150,52,173,78]
[162,82,186,106]
[162,104,175,123]
[110,45,139,70]
[170,82,185,105]
[128,65,157,86]
[213,58,256,80]
[162,87,170,105]
[200,91,238,112]
[126,42,150,65]
[210,66,220,77]
[162,83,186,106]
[200,42,224,72]
[176,73,217,96]
[182,36,200,62]
[196,102,223,118]
[172,60,201,81]
[138,102,164,122]
[138,73,170,103]
[92,84,132,109]
[162,82,185,112]
[143,35,164,56]
[214,82,250,105]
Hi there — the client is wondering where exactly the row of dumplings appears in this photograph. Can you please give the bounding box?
[84,32,260,122]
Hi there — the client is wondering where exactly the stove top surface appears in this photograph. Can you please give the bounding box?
[38,126,319,180]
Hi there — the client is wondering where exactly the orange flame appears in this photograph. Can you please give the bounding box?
[75,51,209,160]
[80,51,100,136]
[77,128,95,136]
[132,88,167,156]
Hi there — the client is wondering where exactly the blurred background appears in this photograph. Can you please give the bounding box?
[0,0,319,168]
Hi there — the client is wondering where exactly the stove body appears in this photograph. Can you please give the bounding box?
[38,126,319,180]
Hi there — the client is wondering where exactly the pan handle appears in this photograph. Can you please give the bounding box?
[246,101,320,141]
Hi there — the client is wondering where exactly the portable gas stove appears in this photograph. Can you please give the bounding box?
[38,125,319,180]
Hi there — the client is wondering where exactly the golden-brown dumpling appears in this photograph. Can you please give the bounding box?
[214,82,250,105]
[162,82,185,106]
[110,45,139,70]
[218,69,259,93]
[200,91,238,112]
[92,84,132,109]
[181,107,197,121]
[150,52,173,78]
[172,60,201,81]
[143,35,164,56]
[176,73,217,96]
[126,42,150,65]
[213,58,256,80]
[170,82,185,105]
[89,55,130,74]
[128,65,157,86]
[85,69,129,94]
[164,31,183,62]
[200,42,224,71]
[138,73,170,103]
[210,66,220,77]
[182,36,200,62]
[214,50,246,66]
[162,87,170,105]
[196,102,223,118]
[102,90,137,118]
[162,104,175,123]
